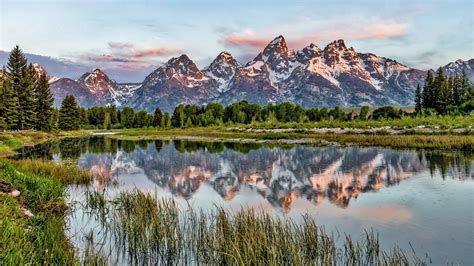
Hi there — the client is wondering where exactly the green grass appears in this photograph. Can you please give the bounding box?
[110,127,474,151]
[0,160,75,264]
[241,113,474,130]
[0,158,92,264]
[81,189,425,265]
[5,159,91,185]
[0,130,94,157]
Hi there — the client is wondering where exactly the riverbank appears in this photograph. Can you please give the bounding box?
[0,159,91,264]
[110,127,474,151]
[0,130,93,157]
[1,126,473,155]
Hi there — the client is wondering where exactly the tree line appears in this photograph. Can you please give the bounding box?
[415,67,473,114]
[50,98,417,130]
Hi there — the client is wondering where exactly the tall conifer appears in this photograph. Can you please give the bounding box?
[422,70,434,109]
[59,95,80,130]
[34,74,54,131]
[6,46,36,129]
[415,84,422,113]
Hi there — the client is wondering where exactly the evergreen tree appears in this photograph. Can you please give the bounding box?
[59,95,80,130]
[452,74,462,106]
[6,46,36,129]
[422,70,434,109]
[433,68,451,114]
[460,70,472,103]
[134,110,149,128]
[78,107,88,126]
[171,105,185,127]
[51,108,59,130]
[0,69,20,130]
[153,107,162,127]
[414,84,422,113]
[34,74,54,131]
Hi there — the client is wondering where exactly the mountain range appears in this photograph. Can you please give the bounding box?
[6,36,474,112]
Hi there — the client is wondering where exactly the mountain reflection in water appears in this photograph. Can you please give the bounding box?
[16,137,473,211]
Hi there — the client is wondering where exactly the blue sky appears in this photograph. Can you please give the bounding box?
[1,0,473,78]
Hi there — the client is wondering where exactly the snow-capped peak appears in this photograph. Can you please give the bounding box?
[296,43,322,63]
[263,35,295,59]
[205,51,240,93]
[324,39,348,52]
[166,54,201,76]
[31,63,48,78]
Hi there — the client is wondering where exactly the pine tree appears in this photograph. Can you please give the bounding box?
[0,71,7,130]
[0,68,19,129]
[433,68,451,114]
[452,74,462,106]
[153,107,162,127]
[34,74,54,131]
[59,95,80,130]
[415,84,422,113]
[460,70,472,103]
[422,70,434,109]
[6,46,37,129]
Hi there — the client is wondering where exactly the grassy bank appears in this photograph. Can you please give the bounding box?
[241,113,474,130]
[110,127,474,151]
[0,130,93,157]
[0,159,91,264]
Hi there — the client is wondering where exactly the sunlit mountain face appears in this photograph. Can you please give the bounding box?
[16,137,473,212]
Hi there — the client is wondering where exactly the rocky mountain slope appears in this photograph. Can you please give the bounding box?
[442,59,474,80]
[33,36,473,112]
[49,68,140,107]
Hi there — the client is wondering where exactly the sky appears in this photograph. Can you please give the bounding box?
[1,0,473,81]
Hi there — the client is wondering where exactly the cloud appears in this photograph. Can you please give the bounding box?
[108,42,179,59]
[221,30,269,49]
[70,42,180,71]
[221,21,410,50]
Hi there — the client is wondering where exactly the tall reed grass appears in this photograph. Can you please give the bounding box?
[82,189,426,265]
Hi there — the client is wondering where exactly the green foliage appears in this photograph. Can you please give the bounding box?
[58,95,79,130]
[134,110,152,128]
[358,106,370,120]
[121,107,135,129]
[34,74,54,131]
[6,46,37,130]
[0,160,82,264]
[153,107,162,127]
[415,84,422,113]
[103,112,111,130]
[1,46,56,131]
[420,67,472,114]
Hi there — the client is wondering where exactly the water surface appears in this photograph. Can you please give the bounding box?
[17,137,474,264]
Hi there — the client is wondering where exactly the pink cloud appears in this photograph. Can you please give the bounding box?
[71,41,181,71]
[222,32,269,49]
[108,42,179,58]
[222,21,410,50]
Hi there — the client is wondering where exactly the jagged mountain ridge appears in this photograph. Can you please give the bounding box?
[42,35,473,112]
[49,68,141,107]
[125,35,432,112]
